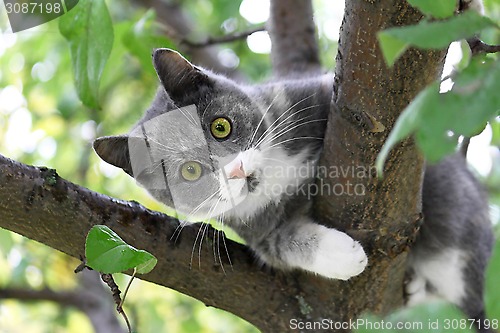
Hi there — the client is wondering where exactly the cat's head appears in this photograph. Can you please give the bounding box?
[94,49,322,221]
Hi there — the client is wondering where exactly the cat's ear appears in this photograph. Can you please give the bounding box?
[152,48,212,105]
[93,135,133,176]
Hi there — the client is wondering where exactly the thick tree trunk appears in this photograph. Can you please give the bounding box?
[268,0,322,76]
[314,0,448,324]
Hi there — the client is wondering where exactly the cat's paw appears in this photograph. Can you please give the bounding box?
[309,228,368,280]
[405,274,428,306]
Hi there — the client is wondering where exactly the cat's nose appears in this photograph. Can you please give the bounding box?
[227,160,246,179]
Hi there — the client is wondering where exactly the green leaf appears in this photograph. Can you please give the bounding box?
[85,225,157,274]
[59,0,114,109]
[388,301,472,333]
[486,240,500,321]
[440,58,500,136]
[407,0,457,19]
[415,127,459,163]
[376,82,439,176]
[378,11,497,66]
[377,57,500,174]
[490,118,500,147]
[378,33,409,67]
[356,301,472,333]
[122,10,175,77]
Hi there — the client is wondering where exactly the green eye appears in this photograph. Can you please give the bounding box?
[180,161,202,181]
[210,117,231,139]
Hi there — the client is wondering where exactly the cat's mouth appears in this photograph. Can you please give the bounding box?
[246,174,259,193]
[218,170,261,207]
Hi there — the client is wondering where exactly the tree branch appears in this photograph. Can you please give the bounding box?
[0,287,86,306]
[467,37,500,55]
[181,26,266,48]
[313,0,449,321]
[268,0,321,76]
[0,270,126,333]
[0,153,382,332]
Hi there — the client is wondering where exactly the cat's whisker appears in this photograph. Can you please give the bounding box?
[253,104,321,149]
[190,220,207,270]
[197,221,211,269]
[256,113,316,148]
[252,94,317,148]
[247,89,285,150]
[216,216,231,271]
[189,192,221,270]
[206,195,223,221]
[170,219,190,244]
[220,226,233,271]
[175,105,198,128]
[259,118,327,149]
[146,157,174,176]
[261,156,292,165]
[186,190,221,221]
[212,227,219,269]
[262,136,324,150]
[201,100,214,120]
[215,228,228,275]
[260,117,324,147]
[145,136,176,153]
[197,196,223,269]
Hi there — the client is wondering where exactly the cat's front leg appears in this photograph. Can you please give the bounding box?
[254,217,368,280]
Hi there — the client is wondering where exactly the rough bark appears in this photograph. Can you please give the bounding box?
[0,154,367,332]
[267,0,322,76]
[314,0,448,322]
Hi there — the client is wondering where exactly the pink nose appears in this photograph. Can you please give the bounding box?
[227,160,246,179]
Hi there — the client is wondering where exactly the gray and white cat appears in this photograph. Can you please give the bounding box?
[94,49,493,327]
[95,49,367,281]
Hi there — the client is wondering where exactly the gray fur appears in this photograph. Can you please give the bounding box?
[407,154,494,329]
[94,49,493,318]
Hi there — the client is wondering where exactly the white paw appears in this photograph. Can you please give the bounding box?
[405,274,433,306]
[308,228,368,280]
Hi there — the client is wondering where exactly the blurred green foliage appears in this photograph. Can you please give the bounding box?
[0,0,499,332]
[378,11,496,66]
[377,0,500,169]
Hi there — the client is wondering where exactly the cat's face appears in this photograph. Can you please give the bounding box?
[94,49,317,221]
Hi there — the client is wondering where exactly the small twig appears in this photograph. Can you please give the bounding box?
[181,26,266,48]
[101,273,132,333]
[119,268,136,310]
[74,255,91,273]
[467,37,500,56]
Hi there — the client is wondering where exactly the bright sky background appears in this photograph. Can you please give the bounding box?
[239,0,345,53]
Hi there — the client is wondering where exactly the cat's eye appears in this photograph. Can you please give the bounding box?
[210,117,231,139]
[180,161,202,181]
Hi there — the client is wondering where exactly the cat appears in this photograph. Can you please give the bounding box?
[93,48,493,327]
[405,154,494,331]
[404,2,494,331]
[94,48,368,281]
